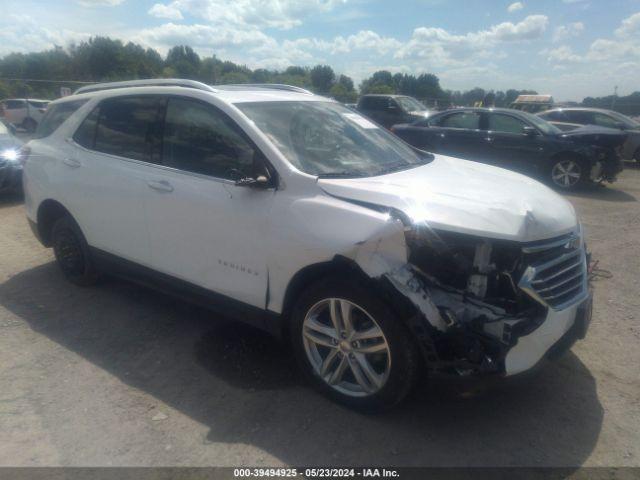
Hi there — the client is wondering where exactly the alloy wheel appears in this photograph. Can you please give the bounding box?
[302,298,391,397]
[552,159,582,188]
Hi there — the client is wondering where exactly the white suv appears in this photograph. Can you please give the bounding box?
[23,79,593,410]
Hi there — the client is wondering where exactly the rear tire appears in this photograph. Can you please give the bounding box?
[290,276,421,411]
[52,216,100,286]
[549,156,587,190]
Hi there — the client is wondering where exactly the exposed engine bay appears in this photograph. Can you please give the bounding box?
[379,215,588,376]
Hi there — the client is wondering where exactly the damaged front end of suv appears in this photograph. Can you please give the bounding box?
[327,167,593,378]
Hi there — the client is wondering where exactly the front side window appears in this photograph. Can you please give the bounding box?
[162,97,256,179]
[593,113,620,129]
[35,99,88,139]
[488,114,527,134]
[93,96,165,162]
[396,96,425,112]
[566,110,594,125]
[237,101,429,177]
[3,100,26,110]
[438,112,481,130]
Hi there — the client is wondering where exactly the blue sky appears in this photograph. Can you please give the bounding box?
[1,0,640,100]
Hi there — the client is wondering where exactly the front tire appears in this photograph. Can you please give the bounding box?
[290,277,421,411]
[549,156,586,190]
[52,216,99,286]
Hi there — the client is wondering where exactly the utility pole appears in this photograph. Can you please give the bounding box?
[612,85,618,110]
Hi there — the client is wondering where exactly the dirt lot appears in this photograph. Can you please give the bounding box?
[0,170,639,468]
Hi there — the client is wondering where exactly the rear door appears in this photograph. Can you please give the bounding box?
[359,96,398,128]
[67,95,165,265]
[483,112,545,174]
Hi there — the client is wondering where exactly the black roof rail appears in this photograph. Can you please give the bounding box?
[74,79,218,95]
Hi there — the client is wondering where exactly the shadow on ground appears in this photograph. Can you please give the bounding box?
[0,191,24,208]
[565,184,637,203]
[0,262,604,467]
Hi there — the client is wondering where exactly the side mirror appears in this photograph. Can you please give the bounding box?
[523,126,539,136]
[614,122,627,131]
[387,101,399,111]
[235,175,271,189]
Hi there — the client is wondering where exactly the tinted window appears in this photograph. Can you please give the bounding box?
[28,101,49,109]
[35,99,88,138]
[540,110,568,122]
[439,112,481,129]
[565,111,594,125]
[488,114,527,134]
[73,107,100,148]
[4,100,26,110]
[360,96,388,111]
[94,96,164,162]
[162,97,256,179]
[593,113,620,128]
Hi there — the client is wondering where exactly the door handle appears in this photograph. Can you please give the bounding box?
[147,180,174,193]
[63,158,81,168]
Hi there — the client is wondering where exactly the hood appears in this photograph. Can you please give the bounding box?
[318,155,578,242]
[559,125,628,148]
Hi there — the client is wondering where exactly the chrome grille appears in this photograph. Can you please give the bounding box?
[519,232,588,311]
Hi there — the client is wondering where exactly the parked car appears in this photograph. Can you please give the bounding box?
[391,107,625,190]
[538,108,640,163]
[0,120,25,193]
[357,94,429,129]
[0,98,50,133]
[24,79,592,410]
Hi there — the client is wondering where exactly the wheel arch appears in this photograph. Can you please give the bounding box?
[278,256,419,342]
[36,199,73,247]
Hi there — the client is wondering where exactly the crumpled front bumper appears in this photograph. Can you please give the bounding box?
[504,291,592,375]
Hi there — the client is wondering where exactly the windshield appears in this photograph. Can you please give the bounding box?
[236,101,431,177]
[519,110,562,135]
[396,96,426,112]
[607,110,640,129]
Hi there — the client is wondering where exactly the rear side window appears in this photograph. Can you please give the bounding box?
[35,99,88,139]
[488,114,527,134]
[93,96,165,162]
[162,97,256,179]
[3,100,26,110]
[540,110,567,122]
[438,112,481,129]
[359,96,388,111]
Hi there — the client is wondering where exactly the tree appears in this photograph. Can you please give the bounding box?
[165,45,201,78]
[329,83,357,103]
[310,65,335,94]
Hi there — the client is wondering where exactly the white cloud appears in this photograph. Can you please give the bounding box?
[615,12,640,38]
[542,45,583,63]
[148,3,183,20]
[146,0,347,30]
[396,15,548,64]
[507,2,524,13]
[553,22,584,42]
[77,0,125,5]
[0,14,90,55]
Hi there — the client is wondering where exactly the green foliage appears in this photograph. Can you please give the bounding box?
[0,37,358,102]
[310,65,336,94]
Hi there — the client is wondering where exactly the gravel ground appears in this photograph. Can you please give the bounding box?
[0,169,638,468]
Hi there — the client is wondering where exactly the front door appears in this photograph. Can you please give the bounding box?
[143,96,275,309]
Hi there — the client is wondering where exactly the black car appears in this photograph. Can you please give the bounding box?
[357,94,430,129]
[0,121,24,193]
[391,108,626,190]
